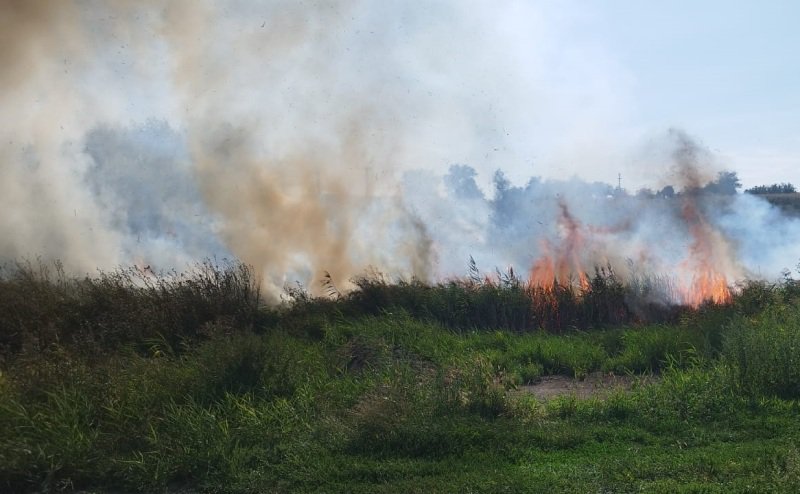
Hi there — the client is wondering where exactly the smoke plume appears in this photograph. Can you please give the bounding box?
[2,1,799,302]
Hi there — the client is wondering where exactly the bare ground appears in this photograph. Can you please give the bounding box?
[515,372,655,401]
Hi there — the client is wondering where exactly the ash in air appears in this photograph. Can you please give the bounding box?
[10,119,800,305]
[1,1,799,304]
[397,128,799,306]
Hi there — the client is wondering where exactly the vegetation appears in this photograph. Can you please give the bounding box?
[746,186,800,216]
[699,170,742,195]
[745,183,796,195]
[642,170,742,198]
[2,260,800,493]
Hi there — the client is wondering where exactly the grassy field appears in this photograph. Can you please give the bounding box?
[2,261,800,493]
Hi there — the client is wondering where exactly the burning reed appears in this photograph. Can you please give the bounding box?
[296,262,727,334]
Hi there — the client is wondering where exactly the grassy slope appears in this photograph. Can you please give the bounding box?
[1,264,800,493]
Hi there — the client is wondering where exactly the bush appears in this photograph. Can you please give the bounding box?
[604,326,698,374]
[622,365,739,425]
[0,259,263,361]
[438,355,512,418]
[511,336,606,379]
[340,266,638,333]
[0,386,104,492]
[724,303,800,399]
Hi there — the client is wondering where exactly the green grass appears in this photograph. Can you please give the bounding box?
[2,263,800,492]
[724,302,800,399]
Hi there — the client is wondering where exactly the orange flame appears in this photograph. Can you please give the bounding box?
[528,201,590,290]
[523,196,735,307]
[678,195,732,306]
[683,272,732,306]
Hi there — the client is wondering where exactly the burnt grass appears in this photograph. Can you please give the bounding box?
[2,260,800,493]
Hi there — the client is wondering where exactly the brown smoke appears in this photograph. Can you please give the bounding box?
[0,1,83,89]
[667,131,746,299]
[154,1,435,295]
[0,0,434,295]
[1,1,789,305]
[0,0,123,272]
[667,128,716,191]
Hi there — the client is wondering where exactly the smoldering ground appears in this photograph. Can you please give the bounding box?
[1,1,799,301]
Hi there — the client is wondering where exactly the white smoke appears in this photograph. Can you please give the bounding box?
[1,1,798,299]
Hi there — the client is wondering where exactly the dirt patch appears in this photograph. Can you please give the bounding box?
[515,372,655,401]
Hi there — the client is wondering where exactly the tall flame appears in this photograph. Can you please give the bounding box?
[528,201,590,290]
[678,195,733,306]
[525,196,736,307]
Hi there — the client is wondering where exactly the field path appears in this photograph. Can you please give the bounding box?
[516,372,655,400]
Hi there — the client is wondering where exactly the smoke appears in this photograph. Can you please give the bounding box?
[401,128,799,304]
[2,1,799,301]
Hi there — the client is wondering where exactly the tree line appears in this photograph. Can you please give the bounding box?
[745,183,796,195]
[634,171,797,198]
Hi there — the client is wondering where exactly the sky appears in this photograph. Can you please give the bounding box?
[6,0,793,191]
[577,0,799,189]
[250,0,800,193]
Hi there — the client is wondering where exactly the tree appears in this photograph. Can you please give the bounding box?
[745,183,796,195]
[444,164,484,200]
[703,170,741,195]
[658,185,675,199]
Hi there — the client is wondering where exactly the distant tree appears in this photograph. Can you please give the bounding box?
[745,183,797,194]
[658,185,675,198]
[703,170,741,195]
[492,169,511,194]
[491,170,521,228]
[444,164,484,200]
[636,187,654,199]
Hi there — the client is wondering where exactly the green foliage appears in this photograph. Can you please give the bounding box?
[724,302,800,399]
[0,386,103,492]
[3,261,800,492]
[0,259,263,360]
[339,266,640,333]
[462,325,708,382]
[745,182,796,194]
[603,326,698,374]
[631,365,740,423]
[485,333,606,379]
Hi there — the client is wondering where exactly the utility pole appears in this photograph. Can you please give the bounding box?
[617,173,622,191]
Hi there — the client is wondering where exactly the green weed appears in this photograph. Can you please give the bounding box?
[724,301,800,399]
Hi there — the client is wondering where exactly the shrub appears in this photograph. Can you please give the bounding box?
[503,335,607,379]
[0,386,104,492]
[438,355,512,417]
[630,364,738,424]
[604,326,698,374]
[0,259,263,361]
[339,266,638,333]
[724,303,800,399]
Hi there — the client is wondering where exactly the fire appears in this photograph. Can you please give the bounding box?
[683,272,732,306]
[677,195,734,307]
[524,195,736,307]
[528,201,590,290]
[529,247,590,290]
